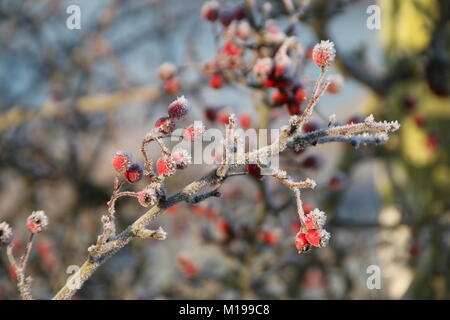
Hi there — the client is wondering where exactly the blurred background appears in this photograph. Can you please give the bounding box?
[0,0,449,299]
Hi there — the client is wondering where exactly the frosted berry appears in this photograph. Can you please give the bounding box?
[209,73,224,89]
[155,116,176,135]
[124,162,144,183]
[183,122,205,141]
[168,96,191,119]
[156,156,176,176]
[304,209,327,230]
[0,222,13,246]
[171,149,191,169]
[305,229,330,247]
[201,1,219,21]
[312,40,336,68]
[112,151,131,172]
[27,211,48,234]
[302,121,320,133]
[346,115,363,125]
[245,164,262,179]
[137,183,162,207]
[295,232,309,252]
[239,113,251,129]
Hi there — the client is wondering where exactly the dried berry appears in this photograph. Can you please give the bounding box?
[27,211,48,234]
[0,222,13,246]
[155,116,176,134]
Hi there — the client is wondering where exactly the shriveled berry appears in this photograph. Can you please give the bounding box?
[124,162,144,183]
[155,116,176,134]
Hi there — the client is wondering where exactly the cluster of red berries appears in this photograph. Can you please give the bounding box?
[295,208,330,253]
[112,151,143,183]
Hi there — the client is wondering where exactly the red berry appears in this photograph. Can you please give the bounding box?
[302,202,312,215]
[123,162,143,183]
[155,116,176,134]
[177,255,198,277]
[112,151,131,172]
[218,6,234,26]
[204,107,218,121]
[287,101,301,115]
[302,121,319,133]
[245,164,262,179]
[326,74,344,94]
[26,211,48,234]
[164,78,180,95]
[295,232,309,251]
[294,86,307,102]
[302,155,323,169]
[168,96,191,119]
[217,219,230,235]
[312,40,335,68]
[346,115,363,125]
[223,41,243,56]
[329,172,346,190]
[263,77,277,88]
[239,113,251,129]
[183,122,205,141]
[233,4,246,20]
[425,132,438,149]
[258,230,277,245]
[305,229,321,246]
[217,110,230,124]
[171,149,191,169]
[271,89,288,107]
[209,73,224,89]
[156,156,176,176]
[201,1,219,21]
[412,113,426,127]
